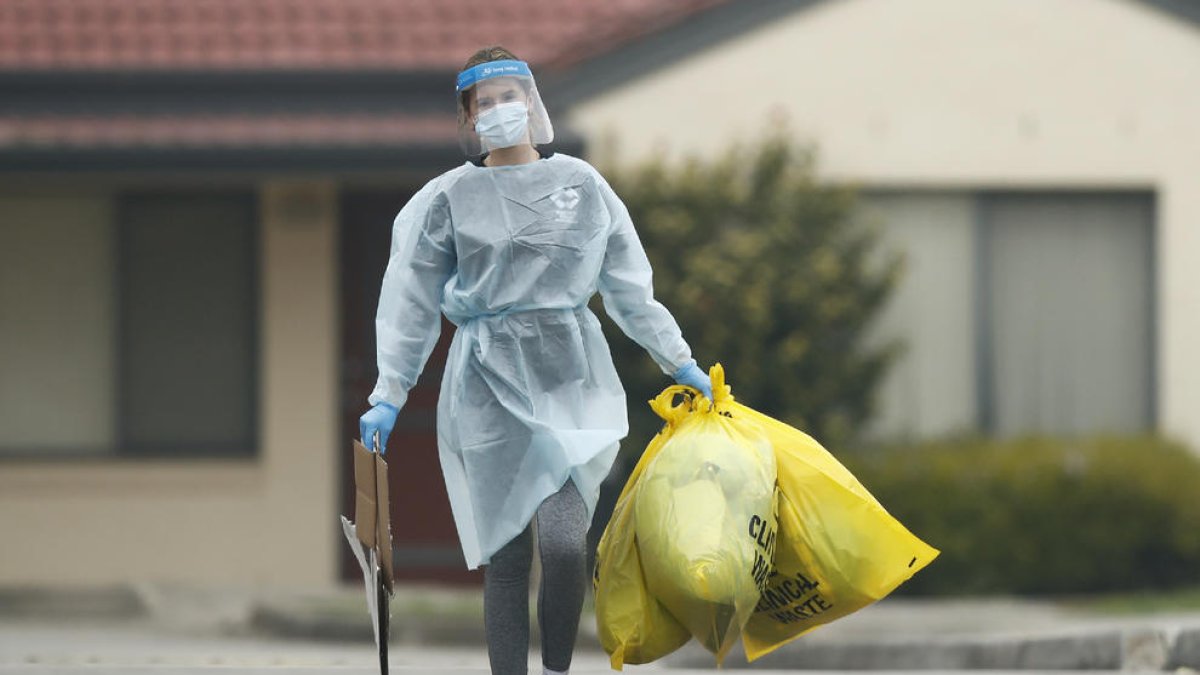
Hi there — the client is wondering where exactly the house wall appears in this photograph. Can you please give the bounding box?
[0,181,340,586]
[566,0,1200,447]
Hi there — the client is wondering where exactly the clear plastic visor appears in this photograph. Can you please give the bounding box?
[456,60,553,157]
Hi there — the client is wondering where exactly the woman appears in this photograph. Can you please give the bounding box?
[359,46,712,675]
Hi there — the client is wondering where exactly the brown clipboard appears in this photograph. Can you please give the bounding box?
[352,438,394,592]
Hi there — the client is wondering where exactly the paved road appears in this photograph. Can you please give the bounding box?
[0,618,651,673]
[0,618,1146,675]
[0,662,1132,667]
[6,604,1198,674]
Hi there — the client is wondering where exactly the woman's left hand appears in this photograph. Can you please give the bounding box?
[672,361,713,401]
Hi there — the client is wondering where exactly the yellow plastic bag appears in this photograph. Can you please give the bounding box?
[735,390,940,661]
[595,364,937,669]
[592,389,692,670]
[634,381,777,663]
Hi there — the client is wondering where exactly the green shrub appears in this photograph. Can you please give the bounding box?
[587,136,902,562]
[598,135,901,451]
[843,436,1200,596]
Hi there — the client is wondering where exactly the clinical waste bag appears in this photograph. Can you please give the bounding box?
[594,364,937,668]
[738,401,939,660]
[595,367,778,668]
[634,378,777,663]
[592,390,693,670]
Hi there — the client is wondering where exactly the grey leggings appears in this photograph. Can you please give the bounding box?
[484,479,589,675]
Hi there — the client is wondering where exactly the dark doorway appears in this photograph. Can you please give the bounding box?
[339,188,483,585]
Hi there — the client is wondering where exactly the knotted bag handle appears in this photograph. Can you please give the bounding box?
[648,363,733,428]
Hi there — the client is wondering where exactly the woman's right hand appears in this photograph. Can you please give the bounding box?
[359,402,400,454]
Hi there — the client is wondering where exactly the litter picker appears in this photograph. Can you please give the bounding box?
[339,434,394,674]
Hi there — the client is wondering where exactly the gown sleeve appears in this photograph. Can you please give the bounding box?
[368,181,456,410]
[594,172,694,376]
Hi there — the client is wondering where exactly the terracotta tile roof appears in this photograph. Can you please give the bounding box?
[0,112,458,148]
[0,0,731,157]
[0,0,727,72]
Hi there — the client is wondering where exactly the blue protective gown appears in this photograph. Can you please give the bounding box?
[369,153,694,569]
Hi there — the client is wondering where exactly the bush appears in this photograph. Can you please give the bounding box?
[597,135,901,451]
[586,136,901,563]
[842,436,1200,596]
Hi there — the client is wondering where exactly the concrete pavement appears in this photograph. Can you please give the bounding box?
[0,617,620,672]
[0,618,1161,673]
[663,598,1200,670]
[248,585,1200,670]
[3,583,1200,671]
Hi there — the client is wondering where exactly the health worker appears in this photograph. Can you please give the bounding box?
[359,46,713,675]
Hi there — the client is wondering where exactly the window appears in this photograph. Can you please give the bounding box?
[858,193,978,438]
[862,191,1155,439]
[979,193,1154,436]
[0,191,259,458]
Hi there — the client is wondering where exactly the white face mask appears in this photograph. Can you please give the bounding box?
[474,101,530,150]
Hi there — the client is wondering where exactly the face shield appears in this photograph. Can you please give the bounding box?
[456,59,554,157]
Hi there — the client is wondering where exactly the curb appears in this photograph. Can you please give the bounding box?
[247,596,604,650]
[3,583,1196,671]
[248,601,488,646]
[0,585,147,621]
[665,626,1200,671]
[1173,628,1200,670]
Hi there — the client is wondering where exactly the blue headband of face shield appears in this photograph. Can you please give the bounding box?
[456,59,533,91]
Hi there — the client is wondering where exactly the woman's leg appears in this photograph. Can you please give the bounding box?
[484,524,533,675]
[536,479,590,674]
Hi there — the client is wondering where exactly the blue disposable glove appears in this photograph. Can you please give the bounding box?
[672,360,713,402]
[359,402,399,454]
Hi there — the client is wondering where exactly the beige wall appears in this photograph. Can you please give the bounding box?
[567,0,1200,448]
[0,181,341,587]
